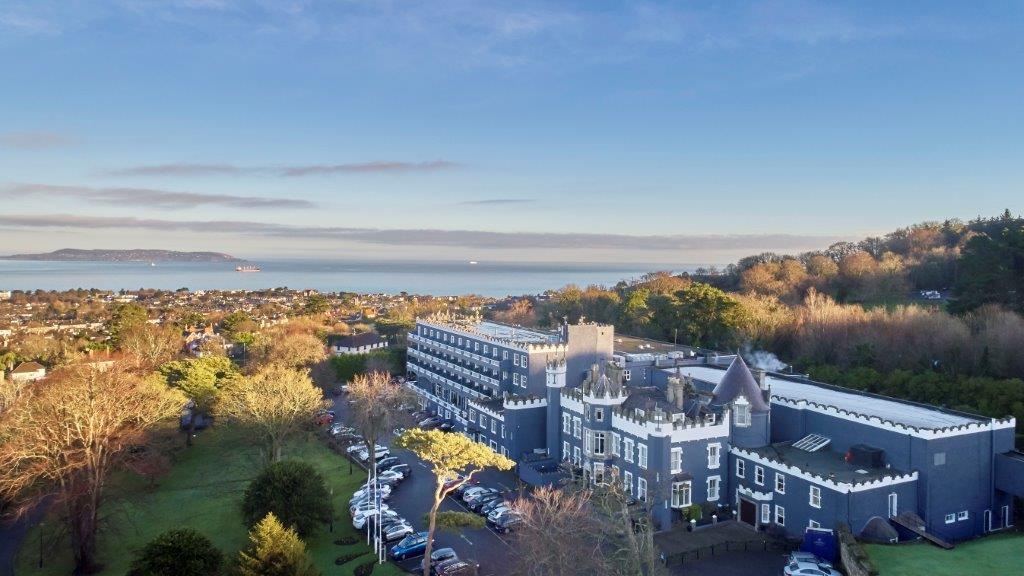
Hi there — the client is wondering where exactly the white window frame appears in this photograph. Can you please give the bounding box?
[623,369,631,381]
[775,505,785,526]
[707,475,720,501]
[707,443,721,469]
[624,471,634,495]
[573,417,581,439]
[624,439,635,463]
[522,356,528,368]
[810,485,822,509]
[595,407,604,422]
[809,519,820,528]
[491,420,497,433]
[593,462,605,485]
[775,473,786,494]
[736,459,745,478]
[593,431,606,456]
[513,354,520,367]
[573,446,581,466]
[761,504,770,524]
[670,447,683,474]
[611,433,621,457]
[945,513,956,524]
[489,440,498,451]
[562,441,570,461]
[754,466,764,486]
[671,481,692,508]
[957,510,969,521]
[888,493,897,518]
[638,443,648,469]
[734,398,751,427]
[637,477,647,501]
[563,413,571,434]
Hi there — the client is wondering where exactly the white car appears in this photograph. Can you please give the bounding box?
[486,506,510,523]
[461,486,490,502]
[352,507,398,529]
[351,484,392,503]
[351,501,391,518]
[357,447,390,462]
[377,470,404,484]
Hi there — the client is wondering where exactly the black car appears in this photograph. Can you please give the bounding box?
[382,463,411,478]
[438,422,455,432]
[487,512,521,533]
[434,559,479,576]
[376,456,400,470]
[469,493,503,512]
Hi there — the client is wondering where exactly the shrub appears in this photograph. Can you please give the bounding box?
[128,528,223,576]
[353,558,376,576]
[334,536,358,546]
[243,460,333,537]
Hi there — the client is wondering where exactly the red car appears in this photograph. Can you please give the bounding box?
[443,477,478,495]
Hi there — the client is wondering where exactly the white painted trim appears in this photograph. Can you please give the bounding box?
[737,485,773,501]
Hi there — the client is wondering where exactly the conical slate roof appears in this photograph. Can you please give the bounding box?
[712,356,770,412]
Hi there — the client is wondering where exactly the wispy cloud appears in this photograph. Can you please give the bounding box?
[0,213,841,252]
[3,184,313,210]
[0,131,77,149]
[0,11,59,35]
[106,160,459,177]
[457,198,535,206]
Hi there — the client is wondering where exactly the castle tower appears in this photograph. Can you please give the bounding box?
[545,358,567,458]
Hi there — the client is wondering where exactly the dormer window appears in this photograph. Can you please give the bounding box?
[733,397,751,427]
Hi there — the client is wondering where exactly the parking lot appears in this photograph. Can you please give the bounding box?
[331,393,520,575]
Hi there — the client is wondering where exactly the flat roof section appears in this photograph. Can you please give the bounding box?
[749,443,909,484]
[674,365,979,429]
[472,321,561,344]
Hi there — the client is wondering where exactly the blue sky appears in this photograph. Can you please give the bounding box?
[1,1,1021,263]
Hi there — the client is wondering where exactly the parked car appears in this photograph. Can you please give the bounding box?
[418,416,444,429]
[351,483,392,502]
[460,486,492,502]
[381,463,411,478]
[388,532,431,560]
[428,547,458,567]
[357,447,390,462]
[488,512,521,533]
[438,422,455,432]
[352,508,398,530]
[434,559,480,576]
[480,499,508,516]
[469,493,503,512]
[787,552,832,568]
[376,456,400,469]
[381,522,415,543]
[314,412,334,426]
[783,561,843,576]
[450,479,480,496]
[464,489,500,507]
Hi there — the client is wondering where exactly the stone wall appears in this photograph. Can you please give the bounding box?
[837,522,879,576]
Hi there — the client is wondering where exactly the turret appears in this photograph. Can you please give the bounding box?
[545,358,567,457]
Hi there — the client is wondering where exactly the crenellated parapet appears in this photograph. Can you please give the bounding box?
[504,395,548,410]
[731,446,919,494]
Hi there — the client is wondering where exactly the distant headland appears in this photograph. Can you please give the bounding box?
[0,249,245,263]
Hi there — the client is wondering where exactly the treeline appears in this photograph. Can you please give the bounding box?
[491,212,1024,433]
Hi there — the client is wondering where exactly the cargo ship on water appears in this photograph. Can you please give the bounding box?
[235,265,261,272]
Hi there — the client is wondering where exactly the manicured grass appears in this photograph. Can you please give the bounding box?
[16,425,404,575]
[867,532,1024,576]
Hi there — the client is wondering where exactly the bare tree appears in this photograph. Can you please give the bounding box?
[119,323,182,370]
[0,362,183,573]
[248,330,326,370]
[347,371,414,456]
[511,486,612,576]
[219,364,328,462]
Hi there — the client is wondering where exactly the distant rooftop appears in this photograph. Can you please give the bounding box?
[614,335,701,356]
[675,365,982,429]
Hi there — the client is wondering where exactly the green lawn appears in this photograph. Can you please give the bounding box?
[16,425,405,576]
[867,532,1024,576]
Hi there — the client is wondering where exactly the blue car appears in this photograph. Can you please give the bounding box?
[389,531,431,560]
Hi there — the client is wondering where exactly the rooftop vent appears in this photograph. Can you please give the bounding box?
[792,433,831,452]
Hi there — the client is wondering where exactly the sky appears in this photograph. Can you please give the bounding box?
[0,1,1021,264]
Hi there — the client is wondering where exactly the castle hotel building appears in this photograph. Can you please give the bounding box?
[406,313,1023,543]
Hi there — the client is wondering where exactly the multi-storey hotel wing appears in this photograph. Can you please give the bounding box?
[406,314,1023,543]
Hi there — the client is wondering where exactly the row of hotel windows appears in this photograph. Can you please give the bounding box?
[562,415,723,472]
[565,454,722,508]
[467,410,503,436]
[418,328,529,366]
[737,460,822,508]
